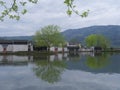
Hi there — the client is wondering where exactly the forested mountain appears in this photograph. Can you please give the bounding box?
[0,25,120,47]
[62,25,120,47]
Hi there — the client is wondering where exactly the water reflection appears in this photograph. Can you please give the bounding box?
[32,52,111,83]
[0,55,32,65]
[86,52,110,69]
[0,52,120,84]
[0,53,120,90]
[66,52,120,74]
[33,55,66,83]
[67,53,80,61]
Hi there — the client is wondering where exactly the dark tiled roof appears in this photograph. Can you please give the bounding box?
[0,40,31,44]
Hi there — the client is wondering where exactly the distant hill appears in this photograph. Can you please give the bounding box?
[0,25,120,47]
[62,25,120,47]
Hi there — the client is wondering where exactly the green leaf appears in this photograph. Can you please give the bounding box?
[0,16,4,21]
[20,2,27,6]
[12,5,18,12]
[0,1,5,5]
[73,5,76,8]
[67,9,72,16]
[80,10,89,18]
[9,15,14,19]
[28,0,38,3]
[21,9,27,14]
[16,16,20,20]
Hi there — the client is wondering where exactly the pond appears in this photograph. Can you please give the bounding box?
[0,52,120,90]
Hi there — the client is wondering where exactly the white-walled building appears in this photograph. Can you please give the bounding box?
[0,40,33,52]
[50,47,68,52]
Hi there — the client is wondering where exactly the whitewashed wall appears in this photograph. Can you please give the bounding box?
[0,45,3,52]
[0,44,33,52]
[50,47,68,52]
[12,45,28,52]
[30,45,33,51]
[50,47,54,51]
[64,48,68,52]
[0,45,13,52]
[6,45,13,52]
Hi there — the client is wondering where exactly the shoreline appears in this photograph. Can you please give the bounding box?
[0,50,119,56]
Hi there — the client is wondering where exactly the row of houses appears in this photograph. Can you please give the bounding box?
[0,40,68,53]
[0,40,104,53]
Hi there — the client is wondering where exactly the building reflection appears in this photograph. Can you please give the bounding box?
[32,52,95,84]
[33,56,66,84]
[86,52,110,69]
[0,52,95,66]
[0,55,33,66]
[0,52,120,83]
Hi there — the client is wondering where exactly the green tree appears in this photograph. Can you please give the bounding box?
[85,34,110,49]
[34,25,65,51]
[0,0,88,21]
[64,0,89,16]
[0,0,38,21]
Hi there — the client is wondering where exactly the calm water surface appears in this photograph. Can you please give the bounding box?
[0,52,120,90]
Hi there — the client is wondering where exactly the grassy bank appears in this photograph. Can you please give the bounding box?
[0,51,55,56]
[0,50,119,56]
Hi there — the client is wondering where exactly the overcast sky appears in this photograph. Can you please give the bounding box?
[0,0,120,36]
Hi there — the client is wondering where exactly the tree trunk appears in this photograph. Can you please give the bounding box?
[48,46,50,52]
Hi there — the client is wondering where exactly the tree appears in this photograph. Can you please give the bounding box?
[64,0,89,17]
[85,34,110,49]
[0,0,88,21]
[0,0,38,21]
[34,25,65,51]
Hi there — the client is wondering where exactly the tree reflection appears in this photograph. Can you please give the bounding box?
[67,52,81,61]
[86,53,110,69]
[33,56,66,84]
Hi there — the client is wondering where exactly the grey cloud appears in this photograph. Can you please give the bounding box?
[0,0,120,36]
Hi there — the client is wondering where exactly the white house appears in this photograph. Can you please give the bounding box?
[0,40,33,52]
[66,42,81,52]
[50,46,68,52]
